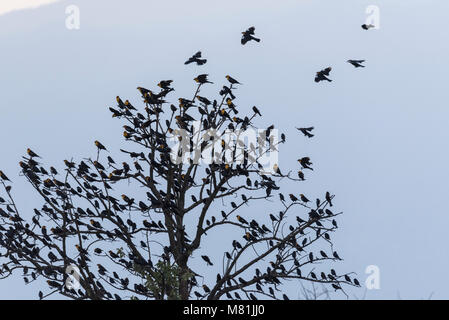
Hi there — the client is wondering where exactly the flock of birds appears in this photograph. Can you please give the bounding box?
[0,22,373,301]
[185,25,370,84]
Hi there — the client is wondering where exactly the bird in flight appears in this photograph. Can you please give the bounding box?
[241,26,260,45]
[296,127,314,138]
[184,51,207,65]
[194,74,213,84]
[347,60,366,68]
[314,67,332,83]
[361,23,375,30]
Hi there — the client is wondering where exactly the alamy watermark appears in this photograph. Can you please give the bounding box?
[167,121,279,174]
[65,5,80,30]
[365,5,380,29]
[65,264,80,290]
[365,264,380,290]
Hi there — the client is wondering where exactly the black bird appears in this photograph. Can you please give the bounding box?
[94,140,107,151]
[236,215,248,225]
[203,284,211,293]
[226,75,241,85]
[27,148,40,158]
[315,67,332,82]
[201,255,213,266]
[157,80,173,89]
[361,23,375,30]
[241,26,260,45]
[325,191,333,206]
[299,194,310,203]
[185,51,207,65]
[296,127,314,138]
[347,59,366,68]
[0,170,10,181]
[252,106,262,116]
[298,157,313,171]
[333,251,342,260]
[194,74,213,84]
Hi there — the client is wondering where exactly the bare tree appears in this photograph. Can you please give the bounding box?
[0,75,359,300]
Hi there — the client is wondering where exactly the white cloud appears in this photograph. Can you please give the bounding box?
[0,0,61,16]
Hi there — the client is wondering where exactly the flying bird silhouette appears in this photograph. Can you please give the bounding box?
[347,59,366,68]
[296,127,314,138]
[184,51,207,65]
[241,26,260,45]
[361,23,375,30]
[315,67,332,83]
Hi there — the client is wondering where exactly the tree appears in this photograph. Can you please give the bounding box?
[0,74,359,300]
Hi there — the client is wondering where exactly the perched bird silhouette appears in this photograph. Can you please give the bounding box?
[27,148,40,158]
[0,170,10,181]
[95,140,107,151]
[315,67,332,82]
[361,23,375,30]
[241,26,260,45]
[185,51,207,65]
[347,59,366,68]
[226,75,241,85]
[201,255,213,266]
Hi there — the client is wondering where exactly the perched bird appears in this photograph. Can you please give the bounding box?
[241,26,260,45]
[94,140,107,151]
[201,255,213,266]
[27,148,40,158]
[315,67,332,82]
[202,284,211,293]
[300,194,310,203]
[226,75,241,85]
[185,51,207,65]
[0,170,10,181]
[361,23,375,30]
[196,96,212,106]
[194,74,213,84]
[347,59,366,68]
[252,106,261,116]
[236,215,248,225]
[296,127,314,138]
[325,192,333,206]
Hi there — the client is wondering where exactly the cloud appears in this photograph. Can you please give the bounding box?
[0,0,61,16]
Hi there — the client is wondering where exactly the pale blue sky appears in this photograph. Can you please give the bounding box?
[0,0,448,299]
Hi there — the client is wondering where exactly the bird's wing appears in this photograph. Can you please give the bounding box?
[323,67,332,75]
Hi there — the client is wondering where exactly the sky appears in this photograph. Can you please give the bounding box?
[0,0,449,299]
[0,0,60,16]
